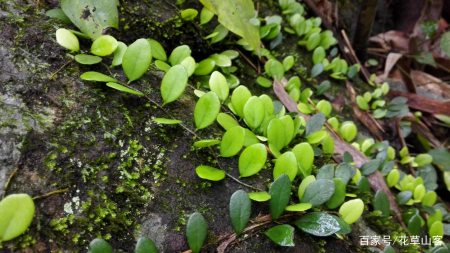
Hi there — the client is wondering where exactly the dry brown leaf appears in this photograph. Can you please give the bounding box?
[411,70,450,100]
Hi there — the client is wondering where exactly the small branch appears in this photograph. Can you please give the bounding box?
[33,188,68,200]
[225,173,263,192]
[48,59,73,80]
[2,167,19,198]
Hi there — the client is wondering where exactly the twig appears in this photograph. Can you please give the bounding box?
[2,167,19,197]
[33,188,68,200]
[225,173,263,192]
[48,59,73,80]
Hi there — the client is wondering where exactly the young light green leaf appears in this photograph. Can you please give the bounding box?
[148,39,167,61]
[302,179,335,206]
[339,121,358,142]
[285,203,312,212]
[55,28,79,51]
[265,224,295,247]
[248,191,271,202]
[279,115,294,146]
[122,38,152,82]
[283,55,295,71]
[209,71,229,101]
[153,118,182,125]
[306,130,327,144]
[111,42,127,67]
[267,118,286,152]
[243,96,265,129]
[429,221,444,238]
[294,212,341,236]
[88,238,113,253]
[264,59,285,80]
[61,0,118,39]
[273,151,298,181]
[91,35,118,56]
[269,174,291,219]
[181,8,199,21]
[306,32,320,51]
[194,91,221,129]
[80,71,117,83]
[193,139,220,148]
[312,46,325,65]
[326,179,346,209]
[135,237,158,253]
[231,85,252,118]
[316,100,332,117]
[106,82,144,96]
[220,126,245,157]
[216,113,240,130]
[229,190,251,234]
[179,56,196,77]
[154,60,171,72]
[200,7,215,25]
[243,128,259,147]
[239,143,267,177]
[186,212,207,253]
[74,54,102,65]
[292,142,314,177]
[414,154,433,167]
[160,65,189,104]
[0,194,35,242]
[195,165,225,181]
[169,45,191,65]
[339,198,364,224]
[194,58,216,76]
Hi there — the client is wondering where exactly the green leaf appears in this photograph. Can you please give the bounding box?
[360,159,381,176]
[134,237,158,253]
[408,214,422,235]
[243,128,259,147]
[286,203,312,212]
[316,100,332,117]
[160,65,189,104]
[194,92,221,129]
[122,38,152,82]
[181,8,198,21]
[306,113,326,136]
[414,154,433,167]
[46,8,71,23]
[294,212,341,236]
[312,46,325,65]
[61,0,118,39]
[248,191,271,202]
[273,151,298,181]
[298,175,316,199]
[91,35,118,56]
[373,190,390,217]
[311,63,324,77]
[339,121,357,142]
[334,163,354,185]
[148,39,167,61]
[200,7,215,25]
[186,212,207,253]
[440,32,450,57]
[74,54,102,65]
[267,118,287,152]
[422,191,437,207]
[243,96,265,129]
[339,198,364,224]
[256,76,273,88]
[231,86,252,118]
[216,113,239,130]
[279,115,294,146]
[356,95,369,110]
[193,139,220,148]
[283,55,295,71]
[209,71,229,101]
[292,143,314,177]
[326,179,346,209]
[396,191,412,205]
[264,59,285,80]
[200,0,261,54]
[265,224,295,247]
[306,32,320,51]
[239,143,267,177]
[80,71,117,82]
[194,58,216,76]
[269,174,291,219]
[154,60,171,72]
[220,126,245,157]
[302,179,335,206]
[229,190,251,234]
[111,42,127,67]
[0,194,35,242]
[88,238,113,253]
[55,28,79,51]
[153,118,182,125]
[106,82,144,96]
[429,221,444,238]
[169,45,191,65]
[306,130,327,144]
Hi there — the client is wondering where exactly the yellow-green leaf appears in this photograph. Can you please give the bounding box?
[160,65,189,104]
[194,92,221,129]
[195,165,226,181]
[122,38,152,82]
[0,194,35,242]
[239,143,267,177]
[220,126,245,157]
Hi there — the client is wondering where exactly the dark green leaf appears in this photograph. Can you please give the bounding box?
[61,0,118,39]
[269,174,291,219]
[88,238,113,253]
[134,237,158,253]
[229,190,251,234]
[408,214,422,235]
[360,159,381,176]
[326,179,346,209]
[396,191,412,205]
[186,212,207,253]
[265,224,295,247]
[302,179,335,206]
[373,190,390,217]
[306,113,326,136]
[335,163,354,185]
[311,63,323,77]
[122,39,152,82]
[316,164,334,180]
[332,215,352,234]
[294,212,340,236]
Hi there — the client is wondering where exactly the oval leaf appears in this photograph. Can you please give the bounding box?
[74,54,102,65]
[55,28,79,51]
[169,45,191,65]
[91,35,118,56]
[238,143,267,177]
[0,194,35,241]
[194,91,221,129]
[135,237,158,253]
[195,165,225,181]
[248,191,271,202]
[339,198,364,224]
[294,212,341,236]
[292,142,314,177]
[161,64,189,104]
[220,126,245,157]
[88,238,113,253]
[122,38,152,82]
[269,174,291,219]
[229,190,251,234]
[148,39,167,61]
[209,71,229,101]
[111,41,127,67]
[286,203,312,212]
[186,212,207,253]
[80,71,117,82]
[231,86,252,118]
[243,96,265,129]
[273,151,298,181]
[302,179,335,206]
[265,224,295,247]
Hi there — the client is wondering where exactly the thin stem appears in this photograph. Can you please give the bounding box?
[49,59,73,80]
[2,167,19,198]
[225,173,263,192]
[33,188,68,200]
